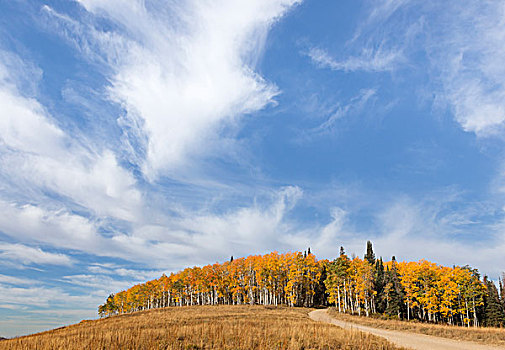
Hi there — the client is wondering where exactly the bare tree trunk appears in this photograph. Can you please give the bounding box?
[337,286,341,313]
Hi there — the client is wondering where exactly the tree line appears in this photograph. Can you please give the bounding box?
[326,242,504,327]
[99,242,505,327]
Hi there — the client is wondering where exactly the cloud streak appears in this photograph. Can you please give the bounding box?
[307,46,403,73]
[0,51,141,222]
[351,0,505,137]
[44,0,301,179]
[427,2,505,136]
[0,243,73,267]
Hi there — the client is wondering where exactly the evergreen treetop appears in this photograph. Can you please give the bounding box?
[364,240,376,265]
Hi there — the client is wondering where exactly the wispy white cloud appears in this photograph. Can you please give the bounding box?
[307,46,403,73]
[86,263,162,280]
[0,199,174,267]
[0,274,35,286]
[317,89,376,130]
[353,1,505,137]
[0,200,99,251]
[0,50,42,96]
[0,284,87,308]
[0,188,296,269]
[167,186,303,262]
[61,274,143,294]
[0,52,141,222]
[305,0,409,74]
[43,0,301,179]
[356,0,413,38]
[426,2,505,136]
[296,89,376,141]
[0,243,73,267]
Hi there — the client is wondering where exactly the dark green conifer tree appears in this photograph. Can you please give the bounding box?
[314,263,328,306]
[374,258,386,313]
[364,240,376,265]
[385,257,405,319]
[483,277,505,327]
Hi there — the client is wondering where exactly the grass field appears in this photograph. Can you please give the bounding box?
[2,305,406,350]
[328,307,505,347]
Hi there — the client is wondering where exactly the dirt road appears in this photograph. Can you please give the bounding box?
[309,309,505,350]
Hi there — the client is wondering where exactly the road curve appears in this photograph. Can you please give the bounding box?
[309,309,505,350]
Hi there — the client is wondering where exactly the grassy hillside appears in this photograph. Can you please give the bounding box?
[3,305,406,350]
[328,307,505,346]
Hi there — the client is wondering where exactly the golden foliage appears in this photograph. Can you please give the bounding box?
[99,251,326,316]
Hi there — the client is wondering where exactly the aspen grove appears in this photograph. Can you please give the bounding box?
[98,243,505,328]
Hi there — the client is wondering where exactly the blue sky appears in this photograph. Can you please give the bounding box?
[1,0,505,337]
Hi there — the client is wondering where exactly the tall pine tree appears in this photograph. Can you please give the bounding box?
[339,246,345,256]
[314,263,328,306]
[483,277,505,327]
[364,241,376,265]
[373,258,386,314]
[384,257,405,319]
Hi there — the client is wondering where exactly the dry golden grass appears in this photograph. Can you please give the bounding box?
[328,307,505,347]
[2,305,407,350]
